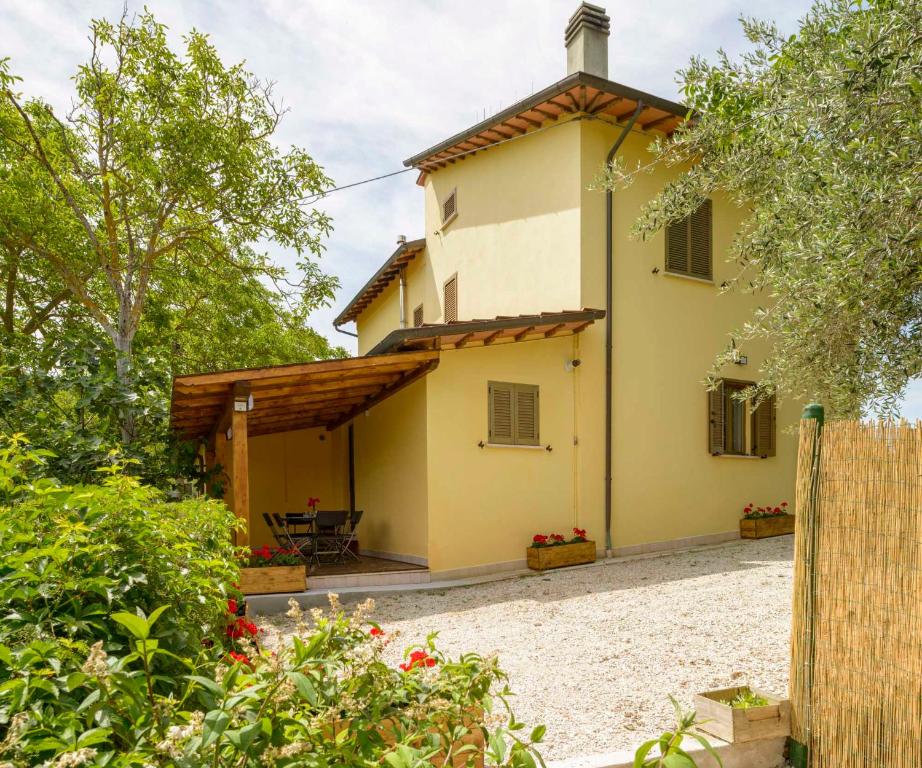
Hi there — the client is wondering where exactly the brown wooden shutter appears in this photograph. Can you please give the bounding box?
[413,304,423,327]
[442,189,457,224]
[751,394,776,457]
[488,382,514,444]
[444,276,458,322]
[514,384,539,446]
[665,216,689,274]
[665,200,712,279]
[708,380,726,454]
[689,199,712,279]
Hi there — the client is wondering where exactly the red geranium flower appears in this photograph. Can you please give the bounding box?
[227,598,238,615]
[227,650,251,667]
[573,527,587,539]
[400,649,437,671]
[781,501,788,508]
[370,627,384,637]
[533,534,548,543]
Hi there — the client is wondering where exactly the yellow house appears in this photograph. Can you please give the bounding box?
[170,3,797,584]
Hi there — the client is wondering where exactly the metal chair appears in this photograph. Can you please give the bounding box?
[261,513,298,563]
[339,510,363,561]
[273,512,314,562]
[314,510,348,562]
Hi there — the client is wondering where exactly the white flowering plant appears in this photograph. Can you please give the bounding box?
[0,439,546,767]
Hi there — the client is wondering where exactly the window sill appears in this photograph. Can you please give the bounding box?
[663,270,714,285]
[484,443,545,450]
[713,453,764,460]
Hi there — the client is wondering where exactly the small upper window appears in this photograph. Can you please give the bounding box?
[444,275,458,323]
[441,189,458,228]
[666,199,712,280]
[707,379,776,457]
[413,304,424,328]
[488,382,539,446]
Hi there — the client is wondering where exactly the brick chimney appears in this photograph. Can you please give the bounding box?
[565,3,610,79]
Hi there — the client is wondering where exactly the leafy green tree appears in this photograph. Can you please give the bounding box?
[0,10,337,443]
[610,0,921,417]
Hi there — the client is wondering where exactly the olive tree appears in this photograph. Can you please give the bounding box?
[608,0,921,418]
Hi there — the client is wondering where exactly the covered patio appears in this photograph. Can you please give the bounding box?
[170,350,439,556]
[169,309,604,585]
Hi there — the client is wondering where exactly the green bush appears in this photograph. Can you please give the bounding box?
[0,437,545,767]
[0,435,240,660]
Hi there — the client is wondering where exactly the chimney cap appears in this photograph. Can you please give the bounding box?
[396,234,407,245]
[565,3,610,47]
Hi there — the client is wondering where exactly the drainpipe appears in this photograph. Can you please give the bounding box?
[333,323,358,339]
[398,266,408,328]
[604,102,644,557]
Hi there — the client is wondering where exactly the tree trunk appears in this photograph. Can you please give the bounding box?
[114,298,136,446]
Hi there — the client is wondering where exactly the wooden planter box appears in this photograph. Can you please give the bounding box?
[527,541,596,571]
[239,565,306,595]
[694,687,791,743]
[740,514,795,539]
[334,712,484,768]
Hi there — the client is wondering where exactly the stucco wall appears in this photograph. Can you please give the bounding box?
[247,427,348,548]
[420,117,584,322]
[424,338,580,575]
[576,119,798,550]
[353,378,429,562]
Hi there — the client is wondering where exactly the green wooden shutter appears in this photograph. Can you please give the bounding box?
[708,380,726,455]
[513,384,539,446]
[751,394,776,457]
[689,199,712,279]
[488,382,514,444]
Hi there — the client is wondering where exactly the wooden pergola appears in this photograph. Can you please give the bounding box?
[170,351,439,545]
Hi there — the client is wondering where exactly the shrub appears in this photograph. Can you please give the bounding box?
[0,438,545,766]
[0,435,240,660]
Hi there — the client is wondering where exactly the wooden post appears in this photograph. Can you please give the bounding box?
[789,403,824,768]
[211,382,252,548]
[348,424,356,513]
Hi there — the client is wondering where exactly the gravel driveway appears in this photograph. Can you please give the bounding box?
[262,537,793,761]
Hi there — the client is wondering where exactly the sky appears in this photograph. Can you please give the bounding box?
[2,0,920,418]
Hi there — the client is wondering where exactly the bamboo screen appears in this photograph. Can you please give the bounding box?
[790,420,922,767]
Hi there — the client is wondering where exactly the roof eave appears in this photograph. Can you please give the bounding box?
[333,237,426,327]
[403,71,689,169]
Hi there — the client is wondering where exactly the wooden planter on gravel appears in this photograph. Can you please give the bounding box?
[527,541,596,571]
[740,514,795,539]
[239,565,306,595]
[694,686,791,743]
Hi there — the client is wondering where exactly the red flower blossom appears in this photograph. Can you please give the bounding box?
[773,507,782,515]
[399,649,437,671]
[307,496,321,511]
[550,533,565,543]
[573,527,587,539]
[533,534,548,543]
[227,598,238,615]
[227,650,251,667]
[370,627,384,637]
[781,501,789,508]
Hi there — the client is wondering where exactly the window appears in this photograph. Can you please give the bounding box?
[708,379,776,457]
[488,382,539,446]
[444,275,458,323]
[441,188,458,228]
[413,304,424,327]
[666,199,712,280]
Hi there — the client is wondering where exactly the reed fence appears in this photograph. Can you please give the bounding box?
[790,417,922,767]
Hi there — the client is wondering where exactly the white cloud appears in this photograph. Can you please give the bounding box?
[0,0,815,359]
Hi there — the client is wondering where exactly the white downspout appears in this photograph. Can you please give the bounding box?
[398,267,408,328]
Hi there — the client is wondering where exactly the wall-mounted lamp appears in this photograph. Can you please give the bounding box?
[565,359,582,372]
[651,266,660,275]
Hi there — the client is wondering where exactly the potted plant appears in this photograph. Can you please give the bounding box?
[694,685,791,743]
[238,544,306,595]
[739,501,795,539]
[526,528,596,571]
